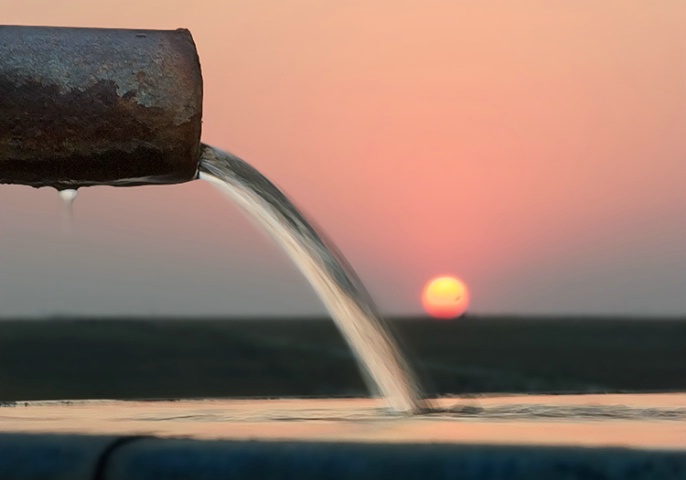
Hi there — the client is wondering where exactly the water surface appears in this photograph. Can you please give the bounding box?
[2,394,684,450]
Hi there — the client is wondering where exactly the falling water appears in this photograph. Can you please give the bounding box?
[199,144,425,414]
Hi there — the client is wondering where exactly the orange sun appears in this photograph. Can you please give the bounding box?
[422,275,470,319]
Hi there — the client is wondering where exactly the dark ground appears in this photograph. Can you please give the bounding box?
[0,316,684,402]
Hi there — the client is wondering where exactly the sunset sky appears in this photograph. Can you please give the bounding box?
[0,1,684,317]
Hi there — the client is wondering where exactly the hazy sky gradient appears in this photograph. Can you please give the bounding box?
[1,1,684,317]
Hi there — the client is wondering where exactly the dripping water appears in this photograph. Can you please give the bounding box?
[199,144,426,414]
[58,188,78,235]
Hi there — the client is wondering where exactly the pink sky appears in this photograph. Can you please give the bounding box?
[0,1,684,316]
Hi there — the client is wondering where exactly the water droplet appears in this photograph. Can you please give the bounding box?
[58,188,78,207]
[58,188,78,234]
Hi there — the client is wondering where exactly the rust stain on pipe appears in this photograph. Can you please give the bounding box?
[0,25,203,189]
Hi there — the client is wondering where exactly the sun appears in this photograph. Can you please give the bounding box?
[422,275,470,319]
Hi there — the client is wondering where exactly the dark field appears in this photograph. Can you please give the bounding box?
[0,316,684,402]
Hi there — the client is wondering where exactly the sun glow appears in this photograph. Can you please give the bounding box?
[422,275,470,319]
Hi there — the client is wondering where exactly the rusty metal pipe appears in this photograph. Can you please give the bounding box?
[0,25,203,189]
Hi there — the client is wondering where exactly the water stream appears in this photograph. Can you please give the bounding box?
[199,144,425,414]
